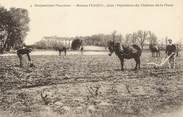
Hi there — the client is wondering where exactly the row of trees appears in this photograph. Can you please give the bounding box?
[33,30,163,50]
[0,7,29,53]
[123,30,158,50]
[83,30,159,50]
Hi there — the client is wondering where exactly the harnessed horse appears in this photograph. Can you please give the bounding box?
[108,41,142,70]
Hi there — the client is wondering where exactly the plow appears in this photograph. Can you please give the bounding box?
[147,53,175,68]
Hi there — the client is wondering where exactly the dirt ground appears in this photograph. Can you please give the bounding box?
[0,51,183,117]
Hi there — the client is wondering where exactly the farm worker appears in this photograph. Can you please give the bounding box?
[17,44,34,67]
[165,39,176,68]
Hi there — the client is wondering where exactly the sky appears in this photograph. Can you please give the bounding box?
[0,0,183,44]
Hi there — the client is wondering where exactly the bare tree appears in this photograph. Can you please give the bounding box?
[119,34,122,43]
[148,32,158,45]
[125,33,132,45]
[136,30,150,50]
[112,30,117,42]
[131,32,138,44]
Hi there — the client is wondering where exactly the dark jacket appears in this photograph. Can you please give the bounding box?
[165,44,176,55]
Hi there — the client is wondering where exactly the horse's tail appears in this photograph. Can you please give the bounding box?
[132,44,142,56]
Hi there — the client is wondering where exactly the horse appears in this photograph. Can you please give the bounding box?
[108,41,142,70]
[17,48,34,67]
[55,47,67,56]
[149,44,160,57]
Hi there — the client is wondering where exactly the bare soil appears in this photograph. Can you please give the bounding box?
[0,51,183,117]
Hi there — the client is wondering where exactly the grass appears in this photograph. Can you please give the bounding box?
[0,51,183,117]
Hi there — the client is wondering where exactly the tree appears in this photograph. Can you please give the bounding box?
[71,39,82,50]
[119,34,124,43]
[124,32,138,45]
[111,31,124,44]
[136,30,150,50]
[112,30,117,42]
[0,7,30,53]
[125,33,131,44]
[148,32,158,45]
[0,7,10,53]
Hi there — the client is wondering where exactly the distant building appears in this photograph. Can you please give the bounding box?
[43,35,73,48]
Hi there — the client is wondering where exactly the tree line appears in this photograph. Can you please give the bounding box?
[33,30,163,50]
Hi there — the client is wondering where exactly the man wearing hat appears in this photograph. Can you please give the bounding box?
[165,39,176,68]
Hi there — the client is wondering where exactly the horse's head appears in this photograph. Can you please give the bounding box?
[107,41,115,56]
[108,41,121,56]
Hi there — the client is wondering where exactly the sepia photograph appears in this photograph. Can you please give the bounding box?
[0,0,183,117]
